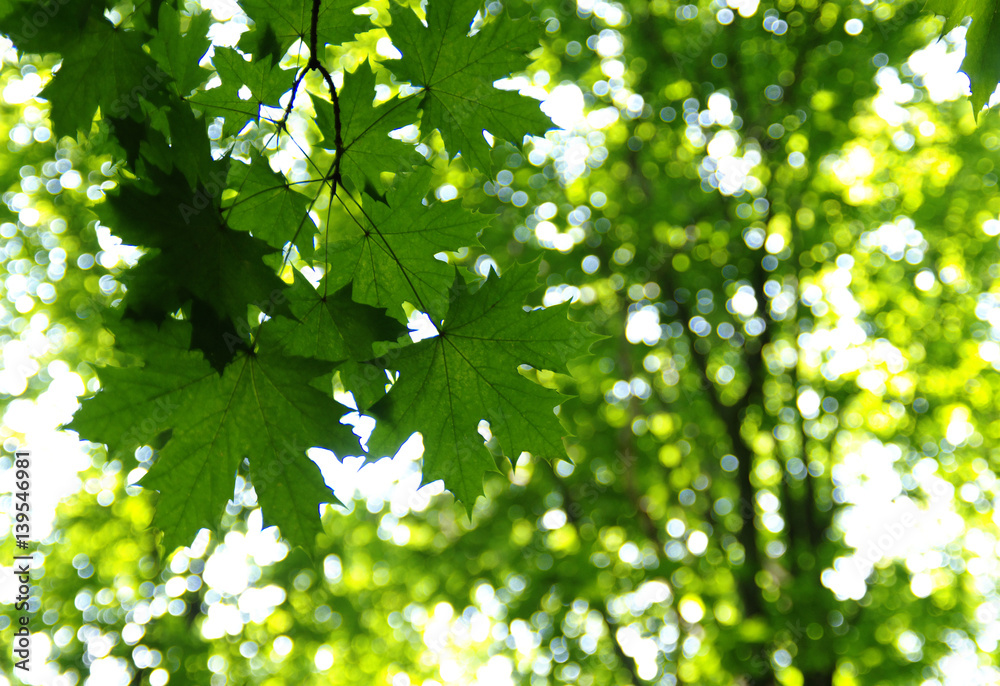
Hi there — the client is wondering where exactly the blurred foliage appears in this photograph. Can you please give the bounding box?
[4,1,1000,686]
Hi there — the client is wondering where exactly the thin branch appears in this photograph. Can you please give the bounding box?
[314,62,344,192]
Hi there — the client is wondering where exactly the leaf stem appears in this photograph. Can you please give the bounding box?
[304,0,343,191]
[310,0,320,61]
[315,63,344,191]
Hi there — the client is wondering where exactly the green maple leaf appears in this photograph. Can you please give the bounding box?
[366,262,598,510]
[36,15,164,138]
[67,317,209,460]
[144,351,354,555]
[73,318,359,555]
[388,0,551,171]
[238,0,373,63]
[98,169,286,331]
[224,151,315,258]
[148,5,213,98]
[313,61,422,194]
[0,0,97,55]
[123,232,281,331]
[259,272,406,363]
[927,0,1000,115]
[189,47,296,137]
[326,167,490,319]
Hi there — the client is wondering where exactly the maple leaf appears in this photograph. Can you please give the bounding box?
[67,317,211,460]
[926,0,1000,115]
[238,0,372,63]
[188,47,296,137]
[0,0,96,55]
[325,166,490,320]
[33,15,164,137]
[224,150,316,258]
[97,168,287,361]
[366,262,599,510]
[259,272,407,363]
[388,0,551,171]
[148,5,213,98]
[312,61,422,195]
[72,318,359,556]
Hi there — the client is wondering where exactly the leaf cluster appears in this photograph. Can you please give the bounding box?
[0,0,598,556]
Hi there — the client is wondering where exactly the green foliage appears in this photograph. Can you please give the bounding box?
[312,62,422,194]
[71,317,361,554]
[325,166,492,319]
[258,274,405,362]
[0,0,576,556]
[97,166,287,331]
[223,151,315,257]
[187,46,297,136]
[367,262,599,508]
[149,5,213,98]
[41,17,159,138]
[6,1,1000,685]
[387,0,552,171]
[237,0,373,63]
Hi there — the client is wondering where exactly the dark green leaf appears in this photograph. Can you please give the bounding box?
[388,0,551,171]
[238,0,372,62]
[259,272,406,363]
[98,169,286,333]
[188,47,296,137]
[224,150,316,258]
[73,319,359,555]
[144,347,355,554]
[39,16,164,137]
[313,61,422,193]
[325,167,490,319]
[148,5,213,98]
[367,262,598,510]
